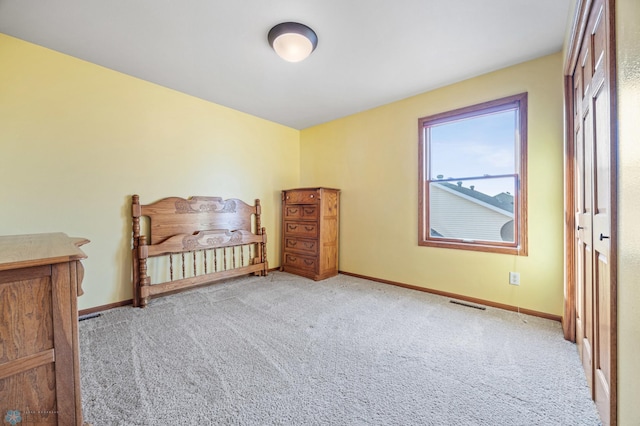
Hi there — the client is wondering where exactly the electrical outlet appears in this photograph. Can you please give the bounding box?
[509,272,520,286]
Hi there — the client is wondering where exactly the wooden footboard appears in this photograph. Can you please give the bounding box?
[132,195,268,307]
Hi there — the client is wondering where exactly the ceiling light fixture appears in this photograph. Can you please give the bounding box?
[268,22,318,63]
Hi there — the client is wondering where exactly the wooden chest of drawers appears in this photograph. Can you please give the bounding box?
[281,187,340,280]
[0,233,88,426]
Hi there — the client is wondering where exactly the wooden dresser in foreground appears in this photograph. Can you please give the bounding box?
[281,187,340,280]
[0,233,88,426]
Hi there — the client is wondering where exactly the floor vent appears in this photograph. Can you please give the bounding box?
[449,300,486,310]
[79,313,101,321]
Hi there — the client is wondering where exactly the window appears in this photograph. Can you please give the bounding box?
[418,93,527,255]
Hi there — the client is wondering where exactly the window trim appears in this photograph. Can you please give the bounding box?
[418,93,528,256]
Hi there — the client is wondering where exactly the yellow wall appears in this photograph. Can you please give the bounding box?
[0,34,570,317]
[0,34,300,310]
[616,0,640,423]
[300,53,565,316]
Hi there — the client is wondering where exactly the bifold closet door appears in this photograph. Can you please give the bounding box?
[570,0,615,424]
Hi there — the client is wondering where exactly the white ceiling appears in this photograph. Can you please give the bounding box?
[0,0,572,129]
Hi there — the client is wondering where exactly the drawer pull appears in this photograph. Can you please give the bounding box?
[287,255,297,262]
[304,208,315,214]
[304,242,315,249]
[310,194,314,198]
[305,226,314,231]
[288,241,297,247]
[289,208,299,214]
[304,260,314,265]
[288,225,298,230]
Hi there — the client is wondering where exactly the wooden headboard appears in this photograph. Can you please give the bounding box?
[132,195,268,307]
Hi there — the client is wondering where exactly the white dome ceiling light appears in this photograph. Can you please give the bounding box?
[268,22,318,63]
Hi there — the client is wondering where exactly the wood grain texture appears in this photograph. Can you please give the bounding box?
[0,350,55,380]
[0,271,53,364]
[565,0,617,423]
[0,233,87,425]
[137,196,257,245]
[0,364,57,424]
[132,195,268,307]
[142,263,267,298]
[281,188,340,280]
[0,233,88,271]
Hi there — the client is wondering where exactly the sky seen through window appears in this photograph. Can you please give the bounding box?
[428,109,517,197]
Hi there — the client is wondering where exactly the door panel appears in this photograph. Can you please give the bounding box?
[576,66,595,391]
[595,252,611,418]
[581,243,594,389]
[591,8,612,420]
[569,0,615,424]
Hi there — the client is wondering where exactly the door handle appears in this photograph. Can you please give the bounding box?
[577,226,584,230]
[599,233,610,241]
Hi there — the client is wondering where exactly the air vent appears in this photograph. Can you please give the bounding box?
[449,300,486,310]
[79,313,101,321]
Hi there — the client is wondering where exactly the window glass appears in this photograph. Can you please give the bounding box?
[418,93,527,255]
[429,110,516,179]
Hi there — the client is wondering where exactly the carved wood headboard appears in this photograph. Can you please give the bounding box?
[135,196,261,245]
[131,195,267,307]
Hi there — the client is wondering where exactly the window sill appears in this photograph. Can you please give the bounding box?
[419,239,527,256]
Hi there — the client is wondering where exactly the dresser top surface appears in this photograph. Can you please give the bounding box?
[282,187,340,192]
[0,232,89,271]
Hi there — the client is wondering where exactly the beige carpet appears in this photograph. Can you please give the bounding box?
[80,272,601,425]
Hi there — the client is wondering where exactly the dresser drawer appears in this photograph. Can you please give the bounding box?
[284,237,318,255]
[283,252,317,272]
[284,221,318,238]
[284,190,319,204]
[284,204,318,220]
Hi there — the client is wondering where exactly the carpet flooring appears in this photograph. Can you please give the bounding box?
[79,272,601,425]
